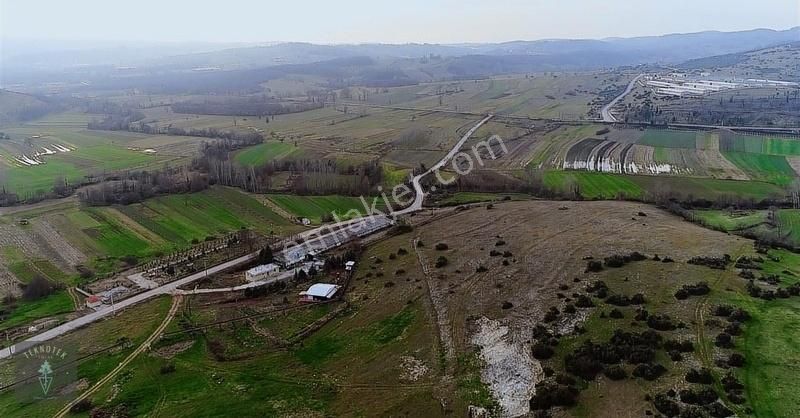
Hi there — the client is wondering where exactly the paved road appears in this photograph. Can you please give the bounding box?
[0,253,256,359]
[0,114,492,359]
[0,216,392,360]
[394,115,494,216]
[601,74,644,122]
[177,261,319,295]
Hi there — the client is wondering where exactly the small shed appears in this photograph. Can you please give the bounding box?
[345,261,356,271]
[86,295,102,309]
[299,283,340,302]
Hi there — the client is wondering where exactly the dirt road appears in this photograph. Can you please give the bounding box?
[53,295,183,418]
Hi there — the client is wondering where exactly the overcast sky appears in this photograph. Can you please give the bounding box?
[2,0,798,44]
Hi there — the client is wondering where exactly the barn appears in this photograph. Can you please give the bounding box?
[299,283,340,302]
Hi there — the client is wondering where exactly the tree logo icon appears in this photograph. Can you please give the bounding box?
[38,360,54,396]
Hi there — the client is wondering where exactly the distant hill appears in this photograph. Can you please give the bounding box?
[3,27,798,95]
[679,42,800,81]
[0,90,59,124]
[153,26,800,70]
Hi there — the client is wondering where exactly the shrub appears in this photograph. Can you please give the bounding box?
[76,265,95,279]
[609,309,624,319]
[529,382,579,410]
[604,255,627,268]
[679,387,718,405]
[632,363,666,381]
[532,343,555,360]
[476,265,488,273]
[435,256,449,268]
[495,240,506,246]
[160,363,176,374]
[706,402,733,418]
[501,301,514,310]
[685,368,714,384]
[646,314,677,331]
[728,308,750,322]
[435,242,449,251]
[22,276,58,301]
[668,350,683,362]
[664,339,694,353]
[634,308,649,321]
[603,365,627,380]
[70,399,93,413]
[728,353,745,367]
[606,294,632,306]
[721,372,744,391]
[653,394,680,417]
[586,260,603,272]
[575,295,595,308]
[714,332,733,348]
[713,305,734,317]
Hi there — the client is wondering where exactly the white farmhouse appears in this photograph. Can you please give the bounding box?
[245,263,280,282]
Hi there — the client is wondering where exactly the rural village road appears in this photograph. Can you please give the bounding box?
[601,73,644,122]
[394,114,493,216]
[0,114,492,360]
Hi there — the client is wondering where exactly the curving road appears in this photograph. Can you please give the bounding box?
[601,73,644,122]
[394,115,493,216]
[0,116,491,361]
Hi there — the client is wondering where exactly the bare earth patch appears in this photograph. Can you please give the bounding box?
[471,316,542,417]
[151,340,195,359]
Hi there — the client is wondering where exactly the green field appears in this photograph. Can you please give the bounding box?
[1,144,175,196]
[730,249,800,418]
[543,171,644,199]
[382,164,410,188]
[268,194,387,222]
[88,188,293,255]
[721,151,796,185]
[723,134,800,156]
[541,170,788,202]
[691,210,768,231]
[0,291,73,332]
[637,129,699,149]
[777,210,800,243]
[234,141,302,166]
[27,187,298,275]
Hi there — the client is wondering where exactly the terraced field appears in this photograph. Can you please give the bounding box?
[4,187,297,277]
[720,152,796,185]
[637,129,699,149]
[548,127,800,186]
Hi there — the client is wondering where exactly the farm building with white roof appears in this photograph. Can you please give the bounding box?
[299,283,340,302]
[246,263,280,282]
